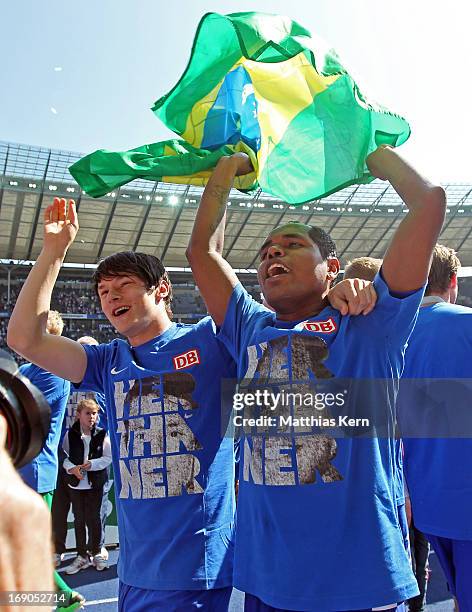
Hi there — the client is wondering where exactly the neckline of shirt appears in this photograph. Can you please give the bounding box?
[274,306,337,328]
[132,322,180,352]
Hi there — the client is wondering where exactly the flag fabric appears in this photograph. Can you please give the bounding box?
[70,11,410,204]
[69,140,256,199]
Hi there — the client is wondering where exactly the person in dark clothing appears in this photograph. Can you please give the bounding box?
[62,399,111,574]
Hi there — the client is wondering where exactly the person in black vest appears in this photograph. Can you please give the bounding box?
[62,398,112,574]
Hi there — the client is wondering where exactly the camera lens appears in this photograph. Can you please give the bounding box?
[0,350,50,469]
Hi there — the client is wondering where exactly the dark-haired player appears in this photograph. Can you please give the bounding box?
[8,194,375,611]
[8,199,237,611]
[187,145,446,611]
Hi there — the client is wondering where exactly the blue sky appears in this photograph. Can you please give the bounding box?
[2,0,470,181]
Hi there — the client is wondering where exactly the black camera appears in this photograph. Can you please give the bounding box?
[0,349,50,468]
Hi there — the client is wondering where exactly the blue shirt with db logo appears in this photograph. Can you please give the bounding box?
[77,318,236,591]
[218,271,423,611]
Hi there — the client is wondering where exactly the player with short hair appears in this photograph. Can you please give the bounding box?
[7,201,237,611]
[343,256,420,610]
[425,243,460,297]
[186,145,446,611]
[344,256,382,282]
[398,244,472,611]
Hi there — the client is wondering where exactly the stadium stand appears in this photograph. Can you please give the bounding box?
[1,137,471,362]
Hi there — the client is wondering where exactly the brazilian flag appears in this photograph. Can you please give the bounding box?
[70,12,410,204]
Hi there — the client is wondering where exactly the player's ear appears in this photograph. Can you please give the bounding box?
[450,273,458,289]
[154,279,170,303]
[326,257,340,281]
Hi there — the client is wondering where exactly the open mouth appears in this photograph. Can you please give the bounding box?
[112,306,130,317]
[266,262,290,279]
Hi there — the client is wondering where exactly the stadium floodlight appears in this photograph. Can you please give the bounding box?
[169,195,179,205]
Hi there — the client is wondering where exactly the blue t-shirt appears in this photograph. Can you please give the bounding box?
[218,272,423,611]
[77,318,236,590]
[18,363,70,494]
[399,301,472,540]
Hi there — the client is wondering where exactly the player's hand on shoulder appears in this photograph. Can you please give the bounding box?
[327,278,377,316]
[43,197,79,258]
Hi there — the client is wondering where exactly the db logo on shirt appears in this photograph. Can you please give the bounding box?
[173,349,201,370]
[303,318,337,334]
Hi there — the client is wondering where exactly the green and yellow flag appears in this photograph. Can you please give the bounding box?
[70,12,410,204]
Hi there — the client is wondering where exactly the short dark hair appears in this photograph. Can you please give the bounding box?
[92,251,173,317]
[307,226,337,260]
[269,222,337,261]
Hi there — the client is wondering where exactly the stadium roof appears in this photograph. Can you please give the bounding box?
[2,141,472,268]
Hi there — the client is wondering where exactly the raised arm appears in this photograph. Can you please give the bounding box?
[7,198,87,383]
[186,153,253,326]
[366,145,446,292]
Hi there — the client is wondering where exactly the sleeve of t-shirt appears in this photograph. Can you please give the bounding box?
[73,343,110,393]
[356,268,425,348]
[217,282,271,360]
